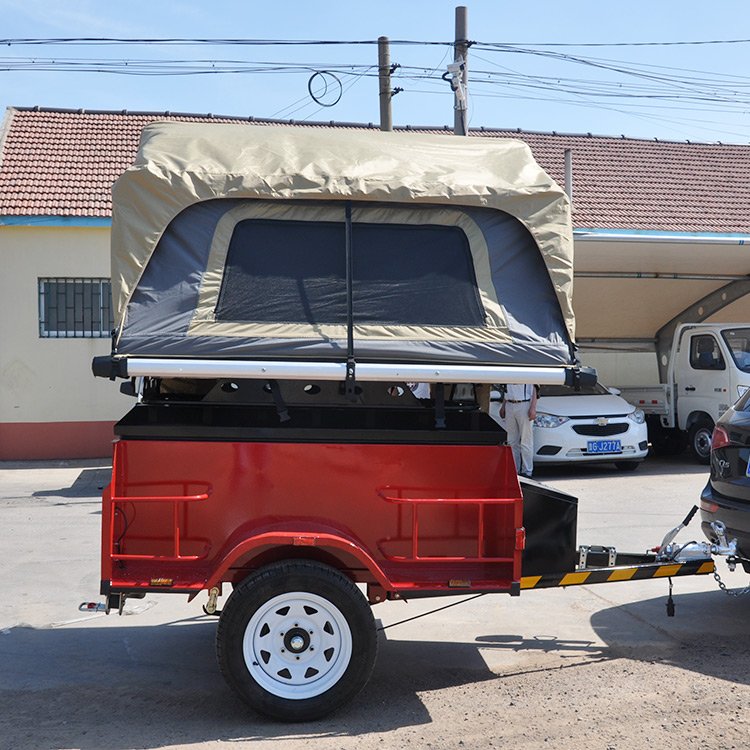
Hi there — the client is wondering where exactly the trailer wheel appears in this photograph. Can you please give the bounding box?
[216,560,377,721]
[688,419,713,464]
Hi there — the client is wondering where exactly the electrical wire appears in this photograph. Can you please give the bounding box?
[1,36,748,140]
[3,36,750,48]
[0,37,455,47]
[301,65,376,122]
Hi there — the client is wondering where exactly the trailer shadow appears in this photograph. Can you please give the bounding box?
[0,616,519,749]
[32,467,111,499]
[2,584,748,749]
[588,586,750,683]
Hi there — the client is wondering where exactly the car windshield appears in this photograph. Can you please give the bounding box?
[539,383,610,397]
[721,328,750,372]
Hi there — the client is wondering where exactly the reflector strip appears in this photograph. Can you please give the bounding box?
[653,564,681,578]
[560,571,591,586]
[520,559,714,590]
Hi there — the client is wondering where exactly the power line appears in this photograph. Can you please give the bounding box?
[0,37,450,47]
[1,36,748,141]
[495,38,750,48]
[2,36,750,48]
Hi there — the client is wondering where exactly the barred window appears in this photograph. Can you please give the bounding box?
[38,278,114,338]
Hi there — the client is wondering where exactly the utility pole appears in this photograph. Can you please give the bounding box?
[378,36,393,131]
[453,6,469,135]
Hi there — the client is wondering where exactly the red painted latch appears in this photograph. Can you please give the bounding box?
[516,527,526,551]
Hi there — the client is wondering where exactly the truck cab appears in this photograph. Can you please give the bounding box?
[672,324,750,460]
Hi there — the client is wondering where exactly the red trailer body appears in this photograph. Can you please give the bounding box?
[103,438,524,601]
[98,391,537,721]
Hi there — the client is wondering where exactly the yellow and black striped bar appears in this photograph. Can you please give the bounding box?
[520,558,715,590]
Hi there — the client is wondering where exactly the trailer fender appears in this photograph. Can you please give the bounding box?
[203,530,392,594]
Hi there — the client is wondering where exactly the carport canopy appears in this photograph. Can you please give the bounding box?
[573,231,750,355]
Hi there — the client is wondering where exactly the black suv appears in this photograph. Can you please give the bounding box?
[700,389,750,571]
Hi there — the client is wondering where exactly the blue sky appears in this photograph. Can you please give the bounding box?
[1,0,749,142]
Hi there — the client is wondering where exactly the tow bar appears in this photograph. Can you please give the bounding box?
[520,506,744,616]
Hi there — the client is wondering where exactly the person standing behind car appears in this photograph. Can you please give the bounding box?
[499,383,538,478]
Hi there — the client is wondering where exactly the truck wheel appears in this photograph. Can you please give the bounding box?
[688,419,714,464]
[216,560,377,721]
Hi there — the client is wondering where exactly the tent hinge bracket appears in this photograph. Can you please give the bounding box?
[345,356,357,401]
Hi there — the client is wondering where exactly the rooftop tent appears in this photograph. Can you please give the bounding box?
[106,122,579,383]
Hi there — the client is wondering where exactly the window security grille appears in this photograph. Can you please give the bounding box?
[38,278,114,338]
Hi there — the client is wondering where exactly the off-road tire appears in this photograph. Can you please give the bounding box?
[216,560,377,721]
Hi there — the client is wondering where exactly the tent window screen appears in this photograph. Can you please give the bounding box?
[215,218,484,326]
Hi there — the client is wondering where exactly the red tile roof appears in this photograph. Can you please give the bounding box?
[1,106,749,233]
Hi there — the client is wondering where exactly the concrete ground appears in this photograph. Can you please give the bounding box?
[1,455,749,750]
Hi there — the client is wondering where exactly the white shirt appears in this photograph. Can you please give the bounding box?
[505,383,534,401]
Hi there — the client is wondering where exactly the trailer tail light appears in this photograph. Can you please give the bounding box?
[710,425,731,451]
[150,577,174,587]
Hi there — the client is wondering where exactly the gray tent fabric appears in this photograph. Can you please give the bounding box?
[111,124,576,368]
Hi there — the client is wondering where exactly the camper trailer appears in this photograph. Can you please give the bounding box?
[92,123,719,721]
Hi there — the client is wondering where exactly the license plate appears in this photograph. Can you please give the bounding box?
[587,439,622,454]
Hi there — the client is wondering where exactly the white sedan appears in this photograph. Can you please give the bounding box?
[490,383,649,471]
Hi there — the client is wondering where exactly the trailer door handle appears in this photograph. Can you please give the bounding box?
[684,386,696,391]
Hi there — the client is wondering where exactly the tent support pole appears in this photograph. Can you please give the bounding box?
[344,201,357,400]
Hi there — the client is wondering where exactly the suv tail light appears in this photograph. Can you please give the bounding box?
[711,425,731,451]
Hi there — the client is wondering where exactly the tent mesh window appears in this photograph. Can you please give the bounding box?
[38,278,114,338]
[215,219,485,327]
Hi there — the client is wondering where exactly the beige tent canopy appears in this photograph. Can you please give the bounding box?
[99,122,585,384]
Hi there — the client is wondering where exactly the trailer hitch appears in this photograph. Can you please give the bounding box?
[655,510,738,564]
[654,510,743,613]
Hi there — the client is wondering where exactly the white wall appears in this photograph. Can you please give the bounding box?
[578,351,661,388]
[0,224,130,424]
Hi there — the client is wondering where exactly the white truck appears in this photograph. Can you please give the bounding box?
[618,323,750,463]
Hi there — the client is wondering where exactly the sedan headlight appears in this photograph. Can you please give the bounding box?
[627,409,645,424]
[534,412,569,428]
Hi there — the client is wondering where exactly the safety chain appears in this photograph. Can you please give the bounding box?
[713,566,750,597]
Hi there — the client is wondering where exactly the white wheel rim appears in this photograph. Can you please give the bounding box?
[242,591,353,700]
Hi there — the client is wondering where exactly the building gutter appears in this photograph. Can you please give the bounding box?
[574,228,750,245]
[0,216,111,227]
